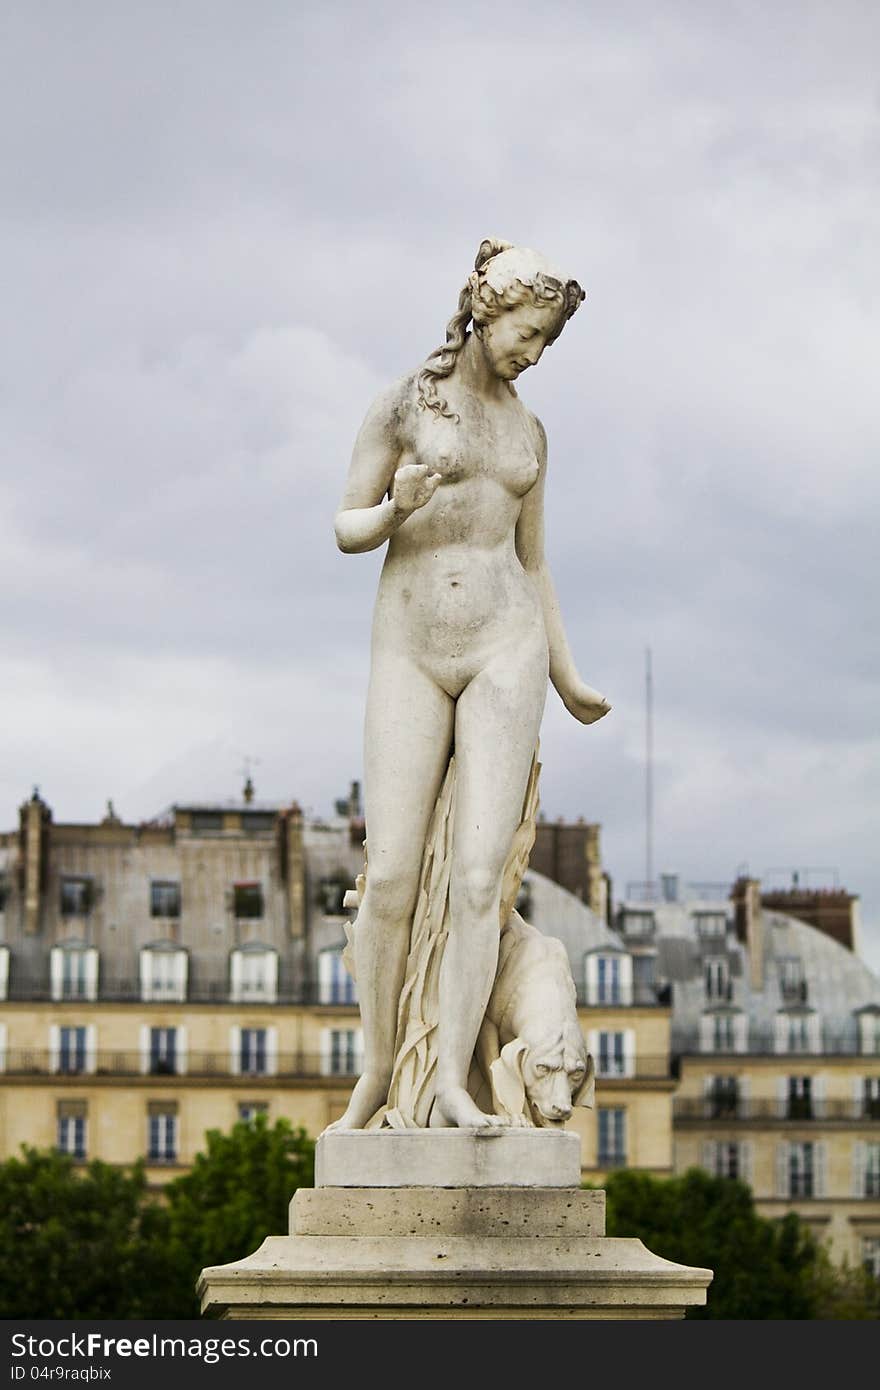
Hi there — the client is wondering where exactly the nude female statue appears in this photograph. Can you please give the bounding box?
[332,238,611,1130]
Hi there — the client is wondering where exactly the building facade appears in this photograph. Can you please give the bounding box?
[615,875,880,1269]
[0,791,674,1183]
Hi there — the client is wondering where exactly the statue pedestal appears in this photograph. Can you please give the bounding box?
[198,1131,712,1320]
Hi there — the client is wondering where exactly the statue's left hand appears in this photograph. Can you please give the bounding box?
[561,681,612,725]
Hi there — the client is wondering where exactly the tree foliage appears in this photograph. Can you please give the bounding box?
[0,1118,314,1319]
[602,1167,876,1320]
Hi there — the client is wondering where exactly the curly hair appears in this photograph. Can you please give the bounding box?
[416,238,585,420]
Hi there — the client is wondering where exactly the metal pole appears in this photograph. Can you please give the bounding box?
[646,647,653,896]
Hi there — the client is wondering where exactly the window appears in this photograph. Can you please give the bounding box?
[707,1076,739,1118]
[699,1010,747,1053]
[775,1012,820,1055]
[0,873,8,910]
[150,880,181,918]
[243,813,276,834]
[322,1028,362,1077]
[240,1028,267,1075]
[139,947,187,1003]
[864,1078,880,1121]
[318,949,357,1005]
[862,1238,880,1280]
[148,1027,178,1076]
[317,874,349,916]
[57,1103,87,1160]
[55,1026,87,1075]
[705,1141,741,1180]
[233,882,264,919]
[713,1015,734,1051]
[620,911,655,940]
[585,952,634,1005]
[59,877,94,917]
[779,957,805,1003]
[787,1076,813,1120]
[239,1102,269,1124]
[694,912,727,943]
[788,1142,815,1198]
[148,1107,178,1163]
[705,957,730,1002]
[598,1108,626,1167]
[50,946,98,1003]
[230,948,278,1003]
[589,1030,635,1079]
[191,811,223,833]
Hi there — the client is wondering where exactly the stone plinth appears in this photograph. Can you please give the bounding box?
[198,1131,713,1320]
[315,1126,581,1187]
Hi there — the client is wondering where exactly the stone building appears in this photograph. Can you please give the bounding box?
[0,789,673,1184]
[614,875,880,1271]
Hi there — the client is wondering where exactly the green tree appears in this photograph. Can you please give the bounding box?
[0,1148,174,1318]
[602,1168,824,1318]
[159,1116,315,1316]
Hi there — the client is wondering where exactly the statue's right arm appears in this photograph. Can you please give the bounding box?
[334,384,440,554]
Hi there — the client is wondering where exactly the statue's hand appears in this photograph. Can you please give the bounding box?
[561,681,612,725]
[392,463,442,517]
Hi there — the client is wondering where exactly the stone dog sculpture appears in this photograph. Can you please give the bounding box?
[472,913,596,1128]
[331,237,610,1133]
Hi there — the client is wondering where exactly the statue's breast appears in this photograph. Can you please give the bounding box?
[412,414,540,498]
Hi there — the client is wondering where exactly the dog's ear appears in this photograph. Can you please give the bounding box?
[573,1054,596,1109]
[490,1037,529,1119]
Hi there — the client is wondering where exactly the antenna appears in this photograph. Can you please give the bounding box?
[645,647,653,895]
[237,754,262,804]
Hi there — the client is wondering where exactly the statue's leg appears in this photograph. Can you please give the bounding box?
[325,651,454,1131]
[432,635,548,1128]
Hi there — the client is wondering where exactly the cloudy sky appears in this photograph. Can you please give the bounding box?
[2,2,878,967]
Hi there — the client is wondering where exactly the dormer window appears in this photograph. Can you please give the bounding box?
[139,947,187,1003]
[230,947,278,1004]
[620,911,656,940]
[50,945,98,1002]
[704,957,731,1002]
[779,957,806,1003]
[694,912,727,943]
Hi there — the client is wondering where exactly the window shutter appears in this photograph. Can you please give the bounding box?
[265,1026,278,1077]
[702,1074,714,1098]
[619,954,633,1002]
[774,1013,789,1053]
[776,1143,790,1198]
[623,1029,636,1078]
[139,1024,150,1076]
[229,1026,241,1076]
[740,1141,753,1188]
[734,1013,748,1053]
[84,949,99,1002]
[177,1026,188,1077]
[0,947,9,1001]
[776,1076,788,1118]
[699,1015,713,1051]
[815,1141,827,1198]
[230,951,243,1004]
[85,1025,97,1074]
[355,1028,365,1072]
[318,952,332,1004]
[139,949,151,1002]
[587,1029,599,1061]
[853,1075,864,1113]
[320,1028,331,1076]
[584,953,598,1000]
[701,1141,716,1175]
[0,1022,6,1073]
[813,1074,826,1120]
[50,948,63,1002]
[265,952,279,1005]
[49,1024,60,1073]
[174,951,187,1003]
[853,1140,866,1199]
[808,1014,821,1053]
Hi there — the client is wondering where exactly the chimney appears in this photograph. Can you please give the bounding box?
[732,877,764,992]
[19,789,51,935]
[282,802,306,940]
[660,872,680,903]
[349,780,362,819]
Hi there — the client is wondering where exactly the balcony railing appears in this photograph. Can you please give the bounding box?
[3,978,361,1007]
[673,1028,880,1058]
[1,1049,676,1082]
[674,1098,880,1123]
[577,985,669,1008]
[0,1050,362,1080]
[596,1153,628,1168]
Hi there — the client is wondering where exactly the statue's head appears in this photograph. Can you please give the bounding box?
[418,237,585,417]
[468,240,585,382]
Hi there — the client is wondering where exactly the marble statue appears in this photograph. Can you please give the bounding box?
[331,238,610,1133]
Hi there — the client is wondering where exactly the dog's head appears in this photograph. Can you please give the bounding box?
[490,1023,595,1127]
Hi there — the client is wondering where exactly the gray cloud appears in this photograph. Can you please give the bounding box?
[1,1,878,968]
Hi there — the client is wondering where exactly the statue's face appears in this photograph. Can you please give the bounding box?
[477,299,564,382]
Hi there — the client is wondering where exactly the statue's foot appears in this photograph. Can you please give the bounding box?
[322,1071,390,1133]
[430,1085,508,1130]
